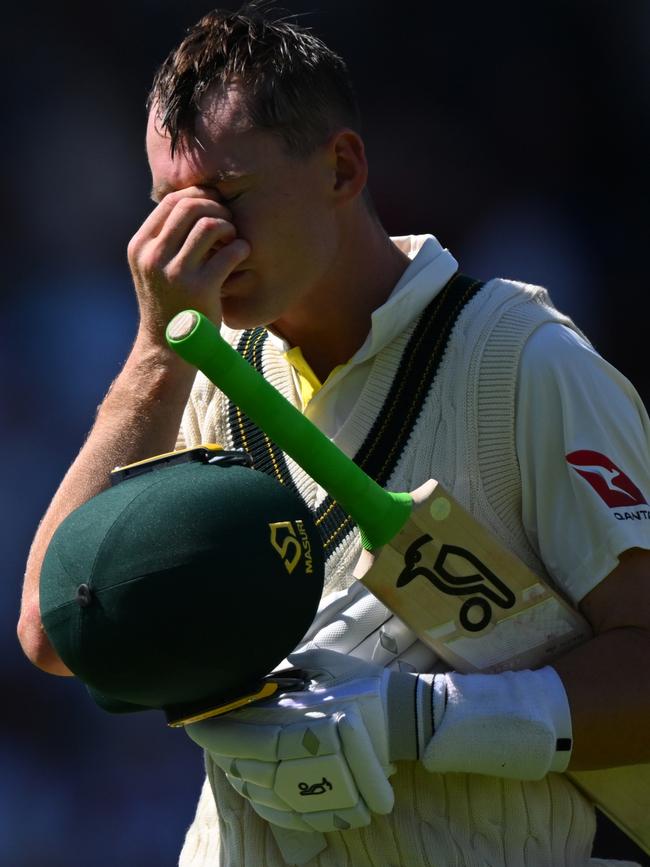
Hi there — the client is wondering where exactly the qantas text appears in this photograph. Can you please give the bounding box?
[614,509,650,521]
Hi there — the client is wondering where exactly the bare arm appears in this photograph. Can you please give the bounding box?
[17,187,250,674]
[554,547,650,769]
[17,341,196,674]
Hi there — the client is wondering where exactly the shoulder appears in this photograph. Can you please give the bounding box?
[521,321,594,366]
[519,322,644,411]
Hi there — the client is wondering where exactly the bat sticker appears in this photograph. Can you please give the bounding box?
[396,535,516,632]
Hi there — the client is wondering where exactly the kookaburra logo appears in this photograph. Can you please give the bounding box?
[396,535,516,632]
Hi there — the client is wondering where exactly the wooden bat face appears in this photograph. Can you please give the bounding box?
[354,480,592,674]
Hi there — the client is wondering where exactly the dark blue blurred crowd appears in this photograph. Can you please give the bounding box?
[2,1,649,864]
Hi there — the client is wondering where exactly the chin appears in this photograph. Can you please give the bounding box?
[221,299,270,332]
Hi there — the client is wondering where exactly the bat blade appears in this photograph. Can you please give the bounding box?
[354,479,592,674]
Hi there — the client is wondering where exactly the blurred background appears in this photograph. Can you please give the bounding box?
[2,0,649,864]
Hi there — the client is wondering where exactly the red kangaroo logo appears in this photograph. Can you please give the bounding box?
[566,450,646,508]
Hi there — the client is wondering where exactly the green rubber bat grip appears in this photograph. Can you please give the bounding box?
[166,310,412,550]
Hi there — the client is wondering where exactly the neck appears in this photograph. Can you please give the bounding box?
[271,216,411,382]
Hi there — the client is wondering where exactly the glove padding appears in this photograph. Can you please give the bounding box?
[186,650,401,833]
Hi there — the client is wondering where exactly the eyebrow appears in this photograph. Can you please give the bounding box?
[150,172,250,203]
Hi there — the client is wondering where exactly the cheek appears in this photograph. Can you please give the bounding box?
[276,196,336,259]
[236,188,335,276]
[242,211,307,269]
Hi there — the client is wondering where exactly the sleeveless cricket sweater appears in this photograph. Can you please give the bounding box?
[177,278,629,867]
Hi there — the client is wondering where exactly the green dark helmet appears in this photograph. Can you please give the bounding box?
[39,447,325,726]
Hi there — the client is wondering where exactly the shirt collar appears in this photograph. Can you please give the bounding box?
[354,234,458,363]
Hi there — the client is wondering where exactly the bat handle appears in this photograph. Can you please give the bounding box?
[166,310,412,550]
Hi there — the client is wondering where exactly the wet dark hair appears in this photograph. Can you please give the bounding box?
[147,3,361,157]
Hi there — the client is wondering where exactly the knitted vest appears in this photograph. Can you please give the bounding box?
[178,279,615,867]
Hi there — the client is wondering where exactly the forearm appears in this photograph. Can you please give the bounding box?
[18,336,196,673]
[554,626,650,770]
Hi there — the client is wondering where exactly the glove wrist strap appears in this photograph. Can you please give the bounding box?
[385,671,435,761]
[384,670,417,760]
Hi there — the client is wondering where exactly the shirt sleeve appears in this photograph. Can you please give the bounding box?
[516,322,650,603]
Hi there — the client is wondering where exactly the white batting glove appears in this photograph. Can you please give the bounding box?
[185,649,414,833]
[187,651,573,838]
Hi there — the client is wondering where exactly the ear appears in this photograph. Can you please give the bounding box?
[326,129,368,204]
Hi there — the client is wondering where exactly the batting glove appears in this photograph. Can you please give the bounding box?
[186,651,573,837]
[185,649,420,833]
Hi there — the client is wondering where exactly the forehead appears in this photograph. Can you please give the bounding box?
[198,83,253,137]
[146,86,271,193]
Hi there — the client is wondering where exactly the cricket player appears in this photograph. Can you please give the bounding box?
[18,5,650,866]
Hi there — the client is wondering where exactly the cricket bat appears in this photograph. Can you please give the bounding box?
[166,309,650,856]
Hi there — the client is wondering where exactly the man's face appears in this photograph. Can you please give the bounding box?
[146,86,340,333]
